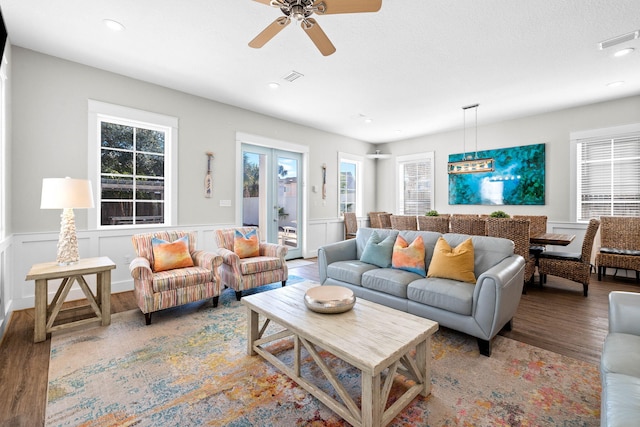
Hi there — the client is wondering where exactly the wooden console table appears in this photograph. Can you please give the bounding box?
[25,256,116,343]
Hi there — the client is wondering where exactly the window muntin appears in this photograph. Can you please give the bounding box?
[397,153,434,215]
[575,128,640,221]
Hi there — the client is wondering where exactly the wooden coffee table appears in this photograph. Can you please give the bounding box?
[242,282,439,427]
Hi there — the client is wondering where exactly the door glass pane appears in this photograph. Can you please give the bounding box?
[242,151,265,229]
[278,156,298,248]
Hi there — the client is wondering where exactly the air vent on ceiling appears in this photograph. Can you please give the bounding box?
[598,30,640,50]
[282,70,304,83]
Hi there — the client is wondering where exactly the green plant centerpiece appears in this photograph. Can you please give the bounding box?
[489,210,510,218]
[425,210,440,216]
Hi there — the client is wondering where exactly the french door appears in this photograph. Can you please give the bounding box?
[241,144,302,260]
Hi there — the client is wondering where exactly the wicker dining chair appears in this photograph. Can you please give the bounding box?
[417,215,450,233]
[596,216,640,282]
[390,215,418,231]
[450,215,487,236]
[378,213,392,229]
[538,218,600,297]
[368,212,384,229]
[343,212,358,239]
[513,215,548,258]
[486,218,536,286]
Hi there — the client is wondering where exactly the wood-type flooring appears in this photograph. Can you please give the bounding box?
[1,259,638,426]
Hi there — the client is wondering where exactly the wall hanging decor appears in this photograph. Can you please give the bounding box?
[322,163,327,200]
[205,152,214,198]
[448,143,545,205]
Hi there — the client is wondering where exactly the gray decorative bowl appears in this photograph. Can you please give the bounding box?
[304,285,356,314]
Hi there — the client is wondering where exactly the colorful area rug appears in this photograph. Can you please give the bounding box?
[47,281,601,427]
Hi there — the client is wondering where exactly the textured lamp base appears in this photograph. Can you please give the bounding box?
[56,208,80,265]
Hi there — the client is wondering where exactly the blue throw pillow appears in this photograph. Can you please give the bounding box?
[360,230,395,268]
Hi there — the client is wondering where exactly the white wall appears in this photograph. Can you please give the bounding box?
[374,96,640,221]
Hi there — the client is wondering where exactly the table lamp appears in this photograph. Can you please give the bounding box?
[40,177,94,265]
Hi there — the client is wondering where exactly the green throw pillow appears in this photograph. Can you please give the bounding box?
[360,230,395,268]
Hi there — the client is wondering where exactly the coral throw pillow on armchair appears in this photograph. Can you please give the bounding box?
[234,229,260,259]
[151,235,194,272]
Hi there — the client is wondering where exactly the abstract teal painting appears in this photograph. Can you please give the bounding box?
[448,143,545,205]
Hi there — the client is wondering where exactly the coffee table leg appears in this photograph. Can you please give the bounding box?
[416,338,432,396]
[361,373,382,427]
[247,307,259,356]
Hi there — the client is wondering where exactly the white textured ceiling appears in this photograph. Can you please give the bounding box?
[1,0,639,143]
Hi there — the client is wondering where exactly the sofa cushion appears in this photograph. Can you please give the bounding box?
[151,236,194,272]
[407,278,475,315]
[327,260,378,286]
[601,332,640,377]
[234,229,260,259]
[392,235,426,276]
[360,230,395,268]
[601,373,640,427]
[427,237,476,284]
[239,256,283,275]
[361,268,421,298]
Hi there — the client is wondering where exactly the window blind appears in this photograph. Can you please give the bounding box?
[399,155,433,215]
[577,132,640,221]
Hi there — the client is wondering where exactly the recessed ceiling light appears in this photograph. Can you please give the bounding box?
[103,19,125,32]
[364,118,373,124]
[614,47,635,57]
[606,81,625,88]
[268,82,280,89]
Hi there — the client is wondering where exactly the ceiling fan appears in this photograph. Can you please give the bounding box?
[249,0,382,56]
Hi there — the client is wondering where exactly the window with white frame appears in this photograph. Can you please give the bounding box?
[572,124,640,221]
[397,152,434,215]
[88,100,178,228]
[338,153,363,217]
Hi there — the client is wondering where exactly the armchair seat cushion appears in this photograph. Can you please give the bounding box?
[240,256,284,275]
[600,247,640,257]
[601,332,640,377]
[152,266,215,293]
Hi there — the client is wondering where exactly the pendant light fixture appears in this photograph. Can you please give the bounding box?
[447,104,495,174]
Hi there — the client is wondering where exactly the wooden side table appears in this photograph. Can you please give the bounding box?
[25,256,116,343]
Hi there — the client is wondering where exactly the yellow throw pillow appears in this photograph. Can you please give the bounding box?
[234,229,260,259]
[151,236,194,272]
[427,237,476,284]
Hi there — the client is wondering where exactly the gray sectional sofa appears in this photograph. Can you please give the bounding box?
[318,227,525,356]
[600,291,640,426]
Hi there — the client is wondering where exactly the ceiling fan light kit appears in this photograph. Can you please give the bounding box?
[249,0,382,56]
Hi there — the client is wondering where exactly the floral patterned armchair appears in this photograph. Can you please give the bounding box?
[130,230,223,325]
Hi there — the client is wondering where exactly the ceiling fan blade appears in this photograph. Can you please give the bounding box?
[249,17,291,49]
[302,18,336,56]
[314,0,382,14]
[252,0,273,5]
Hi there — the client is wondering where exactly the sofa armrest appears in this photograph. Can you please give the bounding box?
[472,255,525,339]
[317,239,358,283]
[609,291,640,336]
[260,242,288,259]
[129,257,153,280]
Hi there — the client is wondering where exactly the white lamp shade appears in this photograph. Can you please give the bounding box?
[41,177,95,209]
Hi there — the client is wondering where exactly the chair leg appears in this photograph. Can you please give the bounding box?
[598,266,604,281]
[212,296,219,307]
[636,270,639,283]
[145,313,152,325]
[235,291,242,301]
[282,280,287,287]
[583,283,588,297]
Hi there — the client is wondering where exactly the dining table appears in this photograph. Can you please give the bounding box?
[530,232,576,246]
